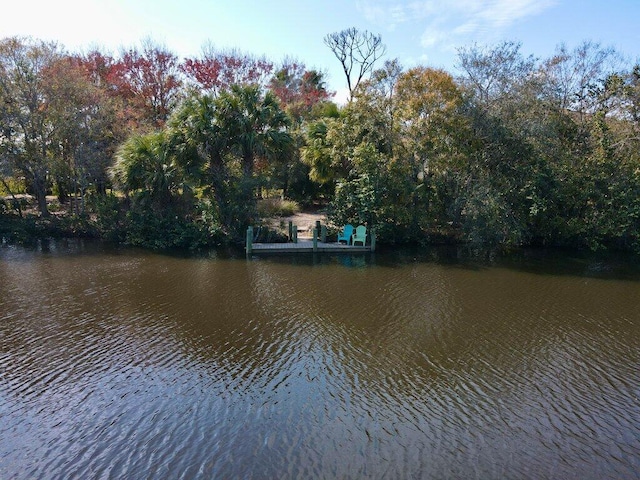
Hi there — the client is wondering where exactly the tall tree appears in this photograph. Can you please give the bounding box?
[540,41,619,116]
[627,65,640,126]
[167,93,229,222]
[324,27,386,102]
[166,86,292,233]
[396,67,468,177]
[268,59,333,123]
[115,39,183,129]
[457,41,536,108]
[181,46,273,96]
[266,60,334,200]
[77,49,133,134]
[392,67,471,236]
[217,84,292,178]
[43,55,119,208]
[355,59,403,157]
[0,37,62,216]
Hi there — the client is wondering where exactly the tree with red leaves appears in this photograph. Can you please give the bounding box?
[268,59,333,123]
[116,40,183,129]
[181,46,273,96]
[43,54,120,206]
[77,42,182,131]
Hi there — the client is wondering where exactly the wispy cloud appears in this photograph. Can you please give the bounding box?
[357,0,557,51]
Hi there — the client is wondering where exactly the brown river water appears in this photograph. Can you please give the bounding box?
[1,240,639,479]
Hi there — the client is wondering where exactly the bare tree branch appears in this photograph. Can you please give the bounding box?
[324,27,386,102]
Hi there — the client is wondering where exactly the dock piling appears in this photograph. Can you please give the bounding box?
[246,226,253,256]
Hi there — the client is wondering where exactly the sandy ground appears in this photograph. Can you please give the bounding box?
[272,211,327,238]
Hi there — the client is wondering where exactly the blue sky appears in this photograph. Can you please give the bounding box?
[3,0,639,102]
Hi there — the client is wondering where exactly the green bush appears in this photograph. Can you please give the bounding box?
[124,202,225,251]
[197,197,225,239]
[0,177,26,196]
[88,193,127,243]
[256,197,300,217]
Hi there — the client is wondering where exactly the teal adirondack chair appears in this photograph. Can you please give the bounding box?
[337,224,354,244]
[352,225,367,246]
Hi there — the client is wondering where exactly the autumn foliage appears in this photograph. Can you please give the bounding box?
[3,34,640,254]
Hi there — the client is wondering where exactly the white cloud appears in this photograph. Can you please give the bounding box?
[358,0,558,50]
[480,0,557,25]
[420,30,440,48]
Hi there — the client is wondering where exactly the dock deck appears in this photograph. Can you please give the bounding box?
[245,223,375,255]
[249,240,371,254]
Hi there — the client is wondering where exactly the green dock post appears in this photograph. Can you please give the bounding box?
[293,225,298,243]
[246,226,253,256]
[370,228,376,252]
[288,220,293,242]
[313,227,318,252]
[321,225,327,243]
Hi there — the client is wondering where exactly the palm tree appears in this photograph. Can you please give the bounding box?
[157,86,293,235]
[217,84,292,178]
[112,131,178,210]
[167,93,228,215]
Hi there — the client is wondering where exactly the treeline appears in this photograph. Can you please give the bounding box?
[1,34,639,252]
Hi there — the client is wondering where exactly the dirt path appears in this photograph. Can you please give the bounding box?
[274,211,327,238]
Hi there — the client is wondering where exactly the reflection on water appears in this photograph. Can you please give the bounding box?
[1,241,639,479]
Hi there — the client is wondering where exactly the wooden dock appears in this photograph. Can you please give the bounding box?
[245,223,375,255]
[249,239,372,254]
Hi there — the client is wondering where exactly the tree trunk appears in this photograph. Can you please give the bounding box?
[209,152,228,225]
[242,152,253,178]
[33,172,49,217]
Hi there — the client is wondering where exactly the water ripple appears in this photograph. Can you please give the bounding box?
[1,247,640,479]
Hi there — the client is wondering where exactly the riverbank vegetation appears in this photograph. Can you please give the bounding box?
[1,33,639,252]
